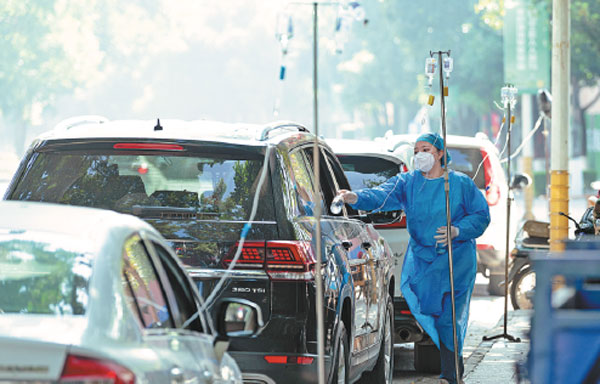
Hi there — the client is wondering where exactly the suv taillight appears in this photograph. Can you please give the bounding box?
[374,216,407,229]
[266,241,315,281]
[223,241,316,280]
[59,355,135,384]
[223,241,266,268]
[481,148,500,206]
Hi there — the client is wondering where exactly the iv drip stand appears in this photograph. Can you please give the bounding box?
[433,49,461,383]
[482,87,521,344]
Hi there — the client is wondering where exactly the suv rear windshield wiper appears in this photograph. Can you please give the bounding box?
[131,205,220,219]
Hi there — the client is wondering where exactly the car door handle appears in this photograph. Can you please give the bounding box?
[341,240,352,250]
[362,241,372,250]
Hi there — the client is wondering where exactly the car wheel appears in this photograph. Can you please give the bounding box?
[414,338,441,373]
[331,322,349,384]
[510,267,535,310]
[357,296,394,383]
[487,273,506,296]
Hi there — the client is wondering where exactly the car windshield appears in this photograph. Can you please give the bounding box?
[337,155,400,190]
[447,147,486,189]
[0,231,92,315]
[10,151,275,222]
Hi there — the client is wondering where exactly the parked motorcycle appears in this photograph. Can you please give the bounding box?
[508,198,600,309]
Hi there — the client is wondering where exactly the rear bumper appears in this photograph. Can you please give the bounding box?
[230,351,331,384]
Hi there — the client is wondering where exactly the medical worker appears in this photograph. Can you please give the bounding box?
[336,132,490,384]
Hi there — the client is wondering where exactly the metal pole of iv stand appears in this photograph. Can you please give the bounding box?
[483,85,521,343]
[310,3,326,384]
[433,49,460,383]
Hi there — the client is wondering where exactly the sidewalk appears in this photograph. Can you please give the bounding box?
[464,310,532,384]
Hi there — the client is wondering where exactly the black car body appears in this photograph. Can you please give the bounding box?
[5,118,395,384]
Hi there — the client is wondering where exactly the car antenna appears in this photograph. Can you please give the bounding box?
[154,118,163,131]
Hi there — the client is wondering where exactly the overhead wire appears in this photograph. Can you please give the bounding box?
[186,145,274,329]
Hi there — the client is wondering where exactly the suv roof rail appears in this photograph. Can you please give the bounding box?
[54,115,109,131]
[257,121,309,141]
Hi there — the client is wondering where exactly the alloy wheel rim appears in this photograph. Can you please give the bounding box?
[337,339,346,384]
[384,312,392,383]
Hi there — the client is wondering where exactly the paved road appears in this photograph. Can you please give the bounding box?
[393,275,505,383]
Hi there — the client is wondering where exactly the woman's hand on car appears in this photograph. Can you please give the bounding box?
[336,189,358,204]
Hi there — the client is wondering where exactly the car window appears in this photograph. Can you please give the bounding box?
[336,155,400,190]
[121,235,173,329]
[10,151,275,221]
[0,231,92,315]
[447,147,486,189]
[148,241,205,332]
[288,149,321,217]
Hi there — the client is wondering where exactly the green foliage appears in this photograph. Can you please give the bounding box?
[337,0,504,136]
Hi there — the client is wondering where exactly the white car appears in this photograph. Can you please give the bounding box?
[381,132,509,295]
[0,201,260,383]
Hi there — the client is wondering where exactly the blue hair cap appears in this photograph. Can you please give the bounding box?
[416,132,452,165]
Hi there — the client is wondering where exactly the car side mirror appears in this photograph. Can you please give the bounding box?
[511,173,531,190]
[217,298,263,337]
[213,298,264,362]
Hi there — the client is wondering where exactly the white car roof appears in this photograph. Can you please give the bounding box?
[0,200,155,254]
[325,138,403,164]
[384,132,499,153]
[35,118,308,147]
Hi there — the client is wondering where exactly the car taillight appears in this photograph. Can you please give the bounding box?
[266,241,315,281]
[374,216,407,229]
[485,184,501,206]
[481,148,500,206]
[59,355,135,384]
[264,355,314,365]
[477,244,495,251]
[223,241,266,268]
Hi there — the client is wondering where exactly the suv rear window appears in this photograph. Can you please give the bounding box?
[447,147,485,189]
[10,150,275,222]
[337,155,400,190]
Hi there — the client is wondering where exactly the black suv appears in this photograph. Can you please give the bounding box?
[5,118,395,384]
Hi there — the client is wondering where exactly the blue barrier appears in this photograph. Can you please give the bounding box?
[529,240,600,384]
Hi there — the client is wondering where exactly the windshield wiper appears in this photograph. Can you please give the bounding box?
[131,205,219,219]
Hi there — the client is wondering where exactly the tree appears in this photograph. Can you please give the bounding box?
[475,0,600,156]
[335,0,504,138]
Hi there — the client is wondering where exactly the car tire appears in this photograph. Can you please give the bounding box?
[510,266,535,310]
[357,296,394,383]
[487,274,506,296]
[414,338,441,373]
[331,322,349,384]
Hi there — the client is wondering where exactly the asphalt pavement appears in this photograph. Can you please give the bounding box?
[393,277,531,384]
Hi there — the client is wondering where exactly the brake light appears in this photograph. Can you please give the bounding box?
[400,310,411,315]
[374,216,407,229]
[266,241,315,281]
[264,355,314,365]
[477,244,495,251]
[485,184,501,206]
[481,148,500,206]
[113,143,184,151]
[224,241,315,279]
[223,241,266,268]
[59,355,135,384]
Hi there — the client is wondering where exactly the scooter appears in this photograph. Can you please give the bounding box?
[508,198,600,309]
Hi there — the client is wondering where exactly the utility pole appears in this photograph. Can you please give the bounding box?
[521,94,535,220]
[549,0,570,251]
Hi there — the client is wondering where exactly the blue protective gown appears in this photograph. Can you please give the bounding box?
[350,170,490,353]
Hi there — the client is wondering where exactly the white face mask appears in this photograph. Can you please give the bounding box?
[413,151,435,173]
